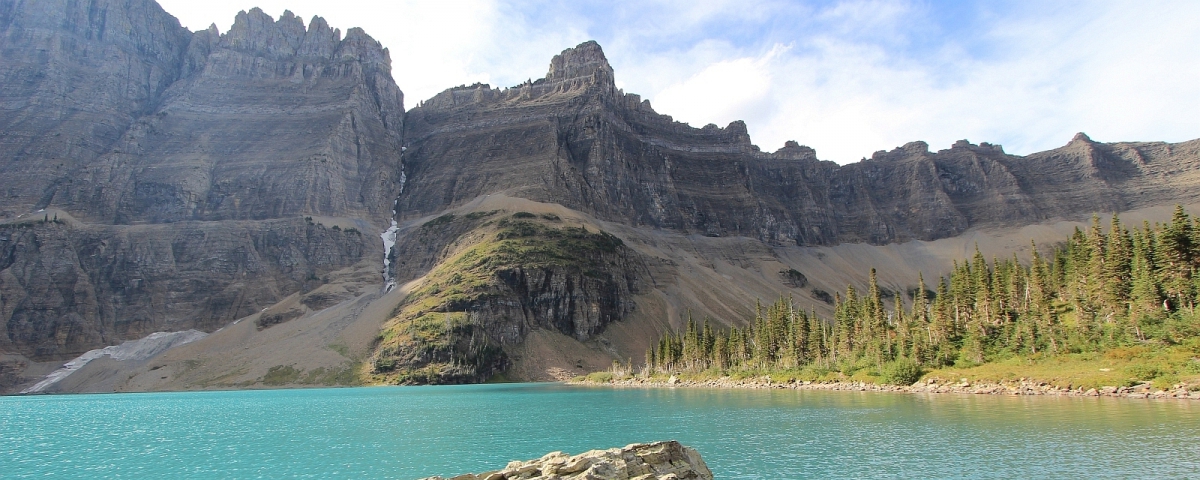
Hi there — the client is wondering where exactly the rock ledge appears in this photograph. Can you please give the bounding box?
[420,441,713,480]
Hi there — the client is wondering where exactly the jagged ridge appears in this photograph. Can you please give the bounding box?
[398,41,1200,247]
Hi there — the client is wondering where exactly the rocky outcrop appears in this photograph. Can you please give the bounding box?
[399,41,1200,247]
[420,441,713,480]
[369,212,647,384]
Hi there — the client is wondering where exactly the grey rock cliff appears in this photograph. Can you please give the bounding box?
[0,219,368,358]
[399,41,1200,247]
[0,1,404,375]
[0,2,404,224]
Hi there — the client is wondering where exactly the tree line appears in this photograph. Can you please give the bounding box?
[646,206,1200,378]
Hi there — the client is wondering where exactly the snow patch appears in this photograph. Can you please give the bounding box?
[381,170,406,292]
[381,219,399,292]
[21,330,207,394]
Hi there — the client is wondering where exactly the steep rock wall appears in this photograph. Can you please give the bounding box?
[0,2,405,369]
[0,218,370,358]
[399,42,1200,247]
[0,4,404,223]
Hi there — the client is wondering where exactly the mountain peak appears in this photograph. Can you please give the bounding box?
[546,40,613,82]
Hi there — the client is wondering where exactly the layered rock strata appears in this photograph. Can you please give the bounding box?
[420,441,714,480]
[0,218,370,358]
[399,42,1200,247]
[0,2,404,223]
[0,1,403,371]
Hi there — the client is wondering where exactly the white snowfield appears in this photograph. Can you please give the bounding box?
[21,330,208,394]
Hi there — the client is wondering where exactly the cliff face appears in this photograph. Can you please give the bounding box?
[0,2,403,223]
[0,2,404,364]
[400,41,1200,247]
[0,218,368,358]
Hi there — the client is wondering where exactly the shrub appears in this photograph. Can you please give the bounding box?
[881,357,923,385]
[464,210,499,220]
[780,268,808,287]
[423,214,455,228]
[263,365,301,385]
[1125,363,1162,382]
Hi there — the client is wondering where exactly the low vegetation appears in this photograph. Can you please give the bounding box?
[260,363,359,386]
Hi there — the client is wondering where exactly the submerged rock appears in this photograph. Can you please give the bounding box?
[420,441,713,480]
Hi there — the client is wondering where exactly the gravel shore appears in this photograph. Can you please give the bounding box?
[571,375,1200,400]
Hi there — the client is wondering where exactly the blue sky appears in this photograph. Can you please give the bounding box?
[158,0,1200,164]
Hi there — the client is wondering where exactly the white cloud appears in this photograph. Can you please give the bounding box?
[617,1,1200,162]
[652,44,784,128]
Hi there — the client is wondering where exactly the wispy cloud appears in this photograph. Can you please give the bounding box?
[159,0,1200,163]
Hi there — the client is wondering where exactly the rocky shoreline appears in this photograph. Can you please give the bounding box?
[571,375,1200,400]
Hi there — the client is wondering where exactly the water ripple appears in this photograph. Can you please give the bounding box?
[1,385,1197,479]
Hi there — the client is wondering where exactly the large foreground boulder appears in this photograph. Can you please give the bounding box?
[421,441,713,480]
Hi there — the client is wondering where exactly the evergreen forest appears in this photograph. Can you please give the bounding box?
[643,206,1200,386]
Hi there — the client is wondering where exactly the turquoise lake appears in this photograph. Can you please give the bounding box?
[2,383,1198,478]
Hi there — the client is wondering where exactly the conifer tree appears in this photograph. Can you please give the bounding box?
[1159,206,1195,310]
[1101,214,1132,318]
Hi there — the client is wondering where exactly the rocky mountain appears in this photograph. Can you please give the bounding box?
[2,2,1199,392]
[400,41,1200,247]
[0,0,402,384]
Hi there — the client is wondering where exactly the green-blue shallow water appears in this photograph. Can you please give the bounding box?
[2,383,1198,478]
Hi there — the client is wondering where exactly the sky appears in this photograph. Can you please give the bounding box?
[157,0,1200,164]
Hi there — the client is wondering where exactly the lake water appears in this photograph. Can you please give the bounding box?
[2,383,1198,478]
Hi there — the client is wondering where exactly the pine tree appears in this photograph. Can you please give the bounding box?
[701,319,715,366]
[1101,214,1132,320]
[807,308,825,366]
[1159,205,1195,310]
[713,333,729,370]
[865,269,887,366]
